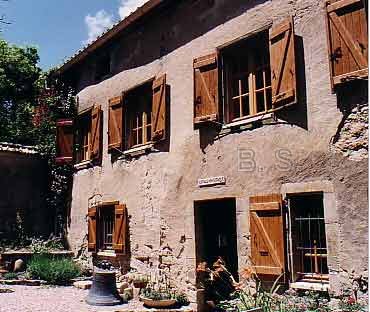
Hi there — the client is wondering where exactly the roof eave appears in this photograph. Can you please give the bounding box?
[55,0,167,76]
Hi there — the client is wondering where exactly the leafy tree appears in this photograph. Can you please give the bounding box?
[0,39,41,143]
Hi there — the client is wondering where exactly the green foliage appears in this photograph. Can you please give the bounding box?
[175,292,190,306]
[0,39,41,144]
[29,237,64,254]
[141,287,174,300]
[3,272,18,280]
[27,254,80,285]
[0,39,76,239]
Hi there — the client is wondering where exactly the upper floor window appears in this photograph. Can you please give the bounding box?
[193,17,297,127]
[95,53,111,82]
[107,74,167,154]
[55,106,103,166]
[126,82,153,149]
[76,110,91,163]
[223,32,272,123]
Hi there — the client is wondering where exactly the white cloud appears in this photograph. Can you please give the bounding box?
[84,10,114,44]
[118,0,147,20]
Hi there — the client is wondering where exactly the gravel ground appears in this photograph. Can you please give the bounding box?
[0,285,195,312]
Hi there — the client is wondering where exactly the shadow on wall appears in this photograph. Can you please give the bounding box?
[71,0,269,91]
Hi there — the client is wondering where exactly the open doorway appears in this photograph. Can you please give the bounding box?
[194,198,238,279]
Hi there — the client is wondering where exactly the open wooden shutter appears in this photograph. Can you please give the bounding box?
[108,96,123,151]
[152,74,167,141]
[56,119,74,164]
[193,53,219,124]
[249,194,286,276]
[113,204,127,254]
[326,0,368,87]
[90,105,102,161]
[270,17,297,107]
[87,207,97,252]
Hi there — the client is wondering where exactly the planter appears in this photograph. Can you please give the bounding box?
[133,281,148,289]
[140,296,177,308]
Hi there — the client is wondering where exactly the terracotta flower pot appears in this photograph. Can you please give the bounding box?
[140,296,177,308]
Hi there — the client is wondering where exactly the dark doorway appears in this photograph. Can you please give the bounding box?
[194,198,238,279]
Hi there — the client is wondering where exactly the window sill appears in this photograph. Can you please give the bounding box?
[223,112,273,129]
[121,143,156,158]
[96,251,116,258]
[290,281,330,292]
[74,160,93,170]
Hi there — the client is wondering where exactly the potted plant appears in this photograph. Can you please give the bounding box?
[131,273,149,289]
[140,287,177,308]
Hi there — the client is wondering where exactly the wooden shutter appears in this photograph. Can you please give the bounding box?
[88,207,97,252]
[56,119,74,164]
[108,96,123,151]
[249,194,286,276]
[90,105,102,161]
[326,0,368,87]
[152,74,167,141]
[113,204,127,254]
[193,53,219,124]
[270,17,297,107]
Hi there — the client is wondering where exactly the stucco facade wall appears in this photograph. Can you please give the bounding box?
[67,0,368,298]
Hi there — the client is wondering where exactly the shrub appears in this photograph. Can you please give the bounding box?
[3,272,18,280]
[27,255,80,285]
[176,292,190,306]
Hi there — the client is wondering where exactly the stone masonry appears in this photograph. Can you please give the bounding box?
[60,0,368,303]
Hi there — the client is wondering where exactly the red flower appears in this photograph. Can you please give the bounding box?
[347,296,356,304]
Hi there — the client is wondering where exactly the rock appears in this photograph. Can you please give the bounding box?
[118,282,129,293]
[13,259,25,272]
[73,280,92,290]
[122,287,133,300]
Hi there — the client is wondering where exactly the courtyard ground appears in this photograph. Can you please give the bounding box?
[0,285,195,312]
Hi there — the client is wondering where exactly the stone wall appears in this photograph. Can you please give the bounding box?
[65,0,368,300]
[0,146,49,239]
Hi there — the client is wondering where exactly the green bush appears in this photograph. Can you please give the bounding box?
[27,255,80,285]
[3,272,18,280]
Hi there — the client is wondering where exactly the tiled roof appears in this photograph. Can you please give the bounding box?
[0,142,40,155]
[55,0,166,75]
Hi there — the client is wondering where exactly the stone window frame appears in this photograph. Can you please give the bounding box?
[281,181,339,292]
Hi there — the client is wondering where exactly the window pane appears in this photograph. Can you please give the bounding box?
[138,128,143,145]
[256,91,265,113]
[240,76,249,94]
[255,70,264,90]
[266,88,272,110]
[232,98,240,119]
[265,70,271,87]
[241,95,250,117]
[147,126,151,142]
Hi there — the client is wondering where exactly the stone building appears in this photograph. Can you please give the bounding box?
[55,0,368,305]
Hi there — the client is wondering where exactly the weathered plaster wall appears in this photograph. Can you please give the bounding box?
[67,0,368,298]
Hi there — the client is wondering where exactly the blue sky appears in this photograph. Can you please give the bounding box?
[1,0,146,70]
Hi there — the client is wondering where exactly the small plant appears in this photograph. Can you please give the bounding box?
[176,292,190,306]
[27,254,80,285]
[141,287,174,301]
[3,272,18,280]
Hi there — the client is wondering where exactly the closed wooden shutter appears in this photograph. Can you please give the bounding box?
[249,194,286,276]
[152,74,167,141]
[193,53,219,124]
[113,204,127,254]
[90,105,102,161]
[326,0,368,87]
[56,119,74,164]
[108,96,123,151]
[270,17,297,107]
[88,207,97,252]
